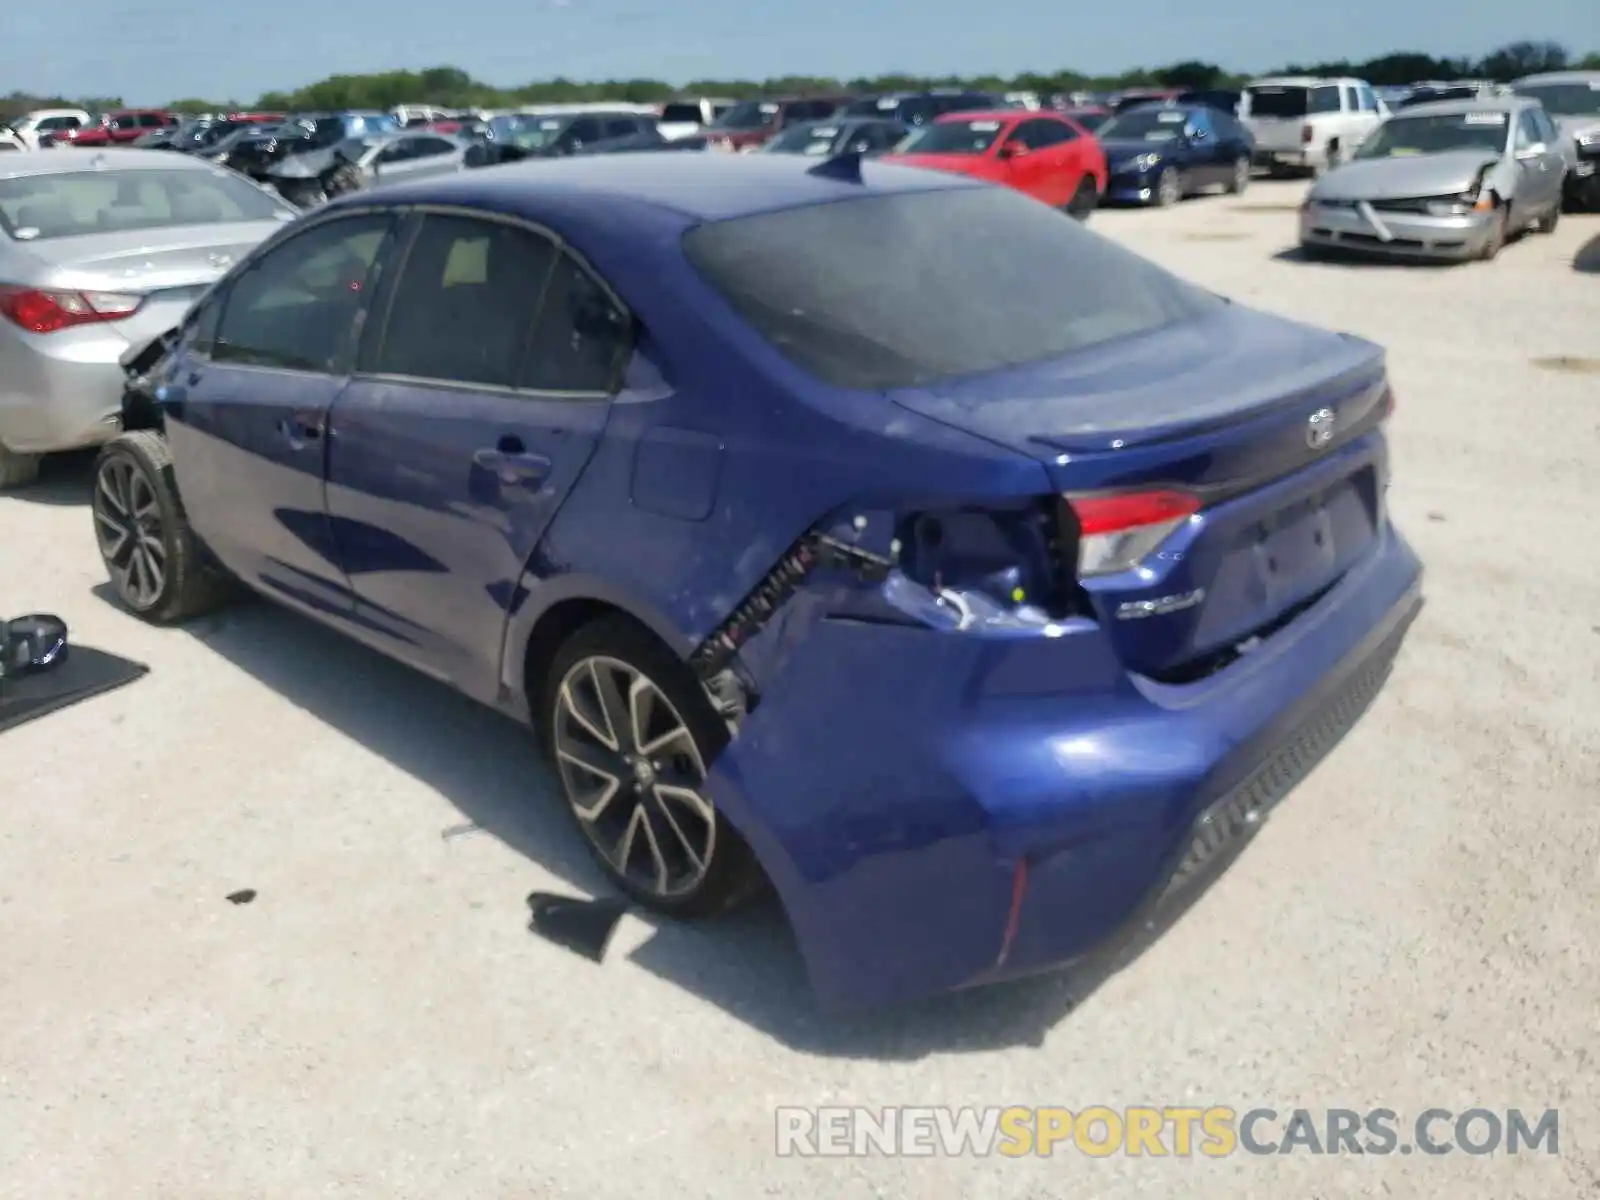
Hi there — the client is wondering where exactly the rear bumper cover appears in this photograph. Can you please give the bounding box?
[703,520,1423,1011]
[0,330,127,453]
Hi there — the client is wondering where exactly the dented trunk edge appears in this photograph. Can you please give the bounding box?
[698,518,1424,1012]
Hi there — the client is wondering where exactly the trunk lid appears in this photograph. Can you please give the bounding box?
[21,219,288,344]
[889,304,1392,679]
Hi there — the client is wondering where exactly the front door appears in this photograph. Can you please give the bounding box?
[165,210,400,615]
[1512,108,1560,219]
[325,211,629,700]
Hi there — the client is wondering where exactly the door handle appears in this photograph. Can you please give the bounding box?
[473,446,552,485]
[278,412,323,447]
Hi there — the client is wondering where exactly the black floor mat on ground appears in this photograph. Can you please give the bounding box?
[0,646,149,735]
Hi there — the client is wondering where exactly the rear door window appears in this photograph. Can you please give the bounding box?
[682,185,1222,392]
[368,214,556,388]
[1309,86,1342,114]
[518,253,633,393]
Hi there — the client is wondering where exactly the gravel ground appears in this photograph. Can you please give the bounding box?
[1,179,1597,1199]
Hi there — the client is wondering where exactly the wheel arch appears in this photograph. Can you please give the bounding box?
[501,575,696,724]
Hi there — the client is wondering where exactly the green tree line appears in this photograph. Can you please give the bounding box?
[4,40,1596,120]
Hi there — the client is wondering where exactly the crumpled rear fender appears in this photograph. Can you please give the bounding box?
[700,590,1017,1012]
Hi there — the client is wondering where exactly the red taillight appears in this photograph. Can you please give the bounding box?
[1066,488,1201,578]
[0,285,143,334]
[1301,123,1314,144]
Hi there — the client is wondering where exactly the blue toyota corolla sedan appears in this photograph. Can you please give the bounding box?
[1100,101,1257,205]
[92,152,1422,1010]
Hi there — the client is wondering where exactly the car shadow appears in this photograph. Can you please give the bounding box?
[1270,245,1456,268]
[8,449,96,505]
[1575,232,1600,274]
[87,582,1273,1059]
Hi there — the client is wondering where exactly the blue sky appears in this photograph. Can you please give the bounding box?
[4,0,1595,105]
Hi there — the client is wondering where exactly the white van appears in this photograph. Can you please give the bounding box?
[1242,77,1387,174]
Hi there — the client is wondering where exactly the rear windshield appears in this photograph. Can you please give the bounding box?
[682,185,1223,391]
[660,103,704,124]
[1512,82,1600,116]
[896,118,1005,154]
[1247,86,1329,117]
[0,169,290,240]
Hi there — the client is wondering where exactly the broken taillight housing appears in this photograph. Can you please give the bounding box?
[895,502,1072,617]
[1061,488,1202,578]
[0,285,143,333]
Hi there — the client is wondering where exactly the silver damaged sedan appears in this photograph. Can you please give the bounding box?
[1299,97,1567,263]
[0,148,297,486]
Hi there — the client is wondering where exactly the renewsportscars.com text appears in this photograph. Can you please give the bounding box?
[774,1106,1560,1158]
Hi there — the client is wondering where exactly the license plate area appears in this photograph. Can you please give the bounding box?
[1252,472,1374,604]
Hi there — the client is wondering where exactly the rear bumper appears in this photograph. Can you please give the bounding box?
[704,520,1424,1010]
[1255,147,1318,171]
[1299,201,1496,261]
[0,328,128,454]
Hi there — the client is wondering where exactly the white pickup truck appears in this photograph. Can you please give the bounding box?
[1243,77,1388,175]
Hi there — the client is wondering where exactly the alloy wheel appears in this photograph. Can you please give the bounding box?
[94,456,167,609]
[1232,157,1250,193]
[552,655,717,899]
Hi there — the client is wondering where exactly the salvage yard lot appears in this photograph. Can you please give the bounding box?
[1,179,1596,1199]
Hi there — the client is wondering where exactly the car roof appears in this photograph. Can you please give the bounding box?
[932,109,1024,124]
[1247,76,1353,87]
[1390,96,1534,118]
[0,147,225,179]
[1513,70,1600,85]
[354,151,981,224]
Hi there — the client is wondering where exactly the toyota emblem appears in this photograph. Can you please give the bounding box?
[1306,408,1336,450]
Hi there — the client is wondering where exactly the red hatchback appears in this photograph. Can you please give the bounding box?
[883,110,1106,218]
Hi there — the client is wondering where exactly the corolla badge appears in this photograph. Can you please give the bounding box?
[1306,407,1337,450]
[1115,588,1206,620]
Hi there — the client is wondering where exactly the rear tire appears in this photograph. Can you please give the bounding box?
[92,431,232,624]
[541,614,763,918]
[1065,177,1098,221]
[0,444,42,489]
[1533,201,1560,234]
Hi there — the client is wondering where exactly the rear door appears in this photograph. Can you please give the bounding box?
[1027,117,1085,204]
[324,211,628,700]
[1001,119,1053,201]
[165,210,400,610]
